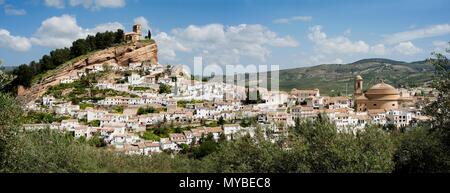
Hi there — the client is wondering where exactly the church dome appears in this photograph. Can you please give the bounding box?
[365,82,400,100]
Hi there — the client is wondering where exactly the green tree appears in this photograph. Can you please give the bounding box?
[112,106,124,114]
[218,116,225,126]
[12,64,33,87]
[88,120,101,127]
[394,127,449,173]
[205,136,285,173]
[88,133,107,148]
[394,42,450,173]
[192,138,218,159]
[292,116,395,172]
[0,61,15,90]
[70,39,89,57]
[146,30,152,39]
[0,93,23,170]
[115,29,125,44]
[159,83,172,94]
[137,106,159,115]
[425,44,450,145]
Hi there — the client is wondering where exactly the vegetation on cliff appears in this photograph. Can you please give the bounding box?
[6,30,126,91]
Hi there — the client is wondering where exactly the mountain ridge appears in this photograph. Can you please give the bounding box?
[275,58,434,95]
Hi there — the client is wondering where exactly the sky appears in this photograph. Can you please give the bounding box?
[0,0,449,71]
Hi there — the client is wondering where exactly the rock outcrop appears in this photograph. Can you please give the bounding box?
[18,41,159,103]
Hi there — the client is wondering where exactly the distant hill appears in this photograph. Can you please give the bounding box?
[276,58,434,95]
[1,66,17,72]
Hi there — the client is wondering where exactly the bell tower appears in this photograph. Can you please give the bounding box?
[133,24,142,36]
[354,75,363,96]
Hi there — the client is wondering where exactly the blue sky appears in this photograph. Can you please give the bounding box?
[0,0,449,70]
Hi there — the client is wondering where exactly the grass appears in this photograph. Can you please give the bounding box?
[129,86,152,91]
[79,103,95,110]
[23,111,71,124]
[141,130,161,141]
[177,100,204,108]
[112,106,124,114]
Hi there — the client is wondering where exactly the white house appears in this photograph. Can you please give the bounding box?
[223,124,241,140]
[159,138,177,151]
[386,110,413,128]
[42,95,56,106]
[169,133,188,145]
[206,127,223,142]
[86,108,108,122]
[183,131,194,145]
[61,119,79,131]
[60,72,79,84]
[143,141,161,155]
[128,73,142,85]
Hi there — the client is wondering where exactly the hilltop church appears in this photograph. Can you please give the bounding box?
[354,75,406,112]
[124,24,142,43]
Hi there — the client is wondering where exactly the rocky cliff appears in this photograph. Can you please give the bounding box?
[18,41,158,103]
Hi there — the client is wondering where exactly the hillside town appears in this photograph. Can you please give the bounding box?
[21,25,437,156]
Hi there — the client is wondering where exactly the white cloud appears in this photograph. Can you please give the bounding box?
[432,41,449,53]
[155,23,299,64]
[393,41,422,56]
[31,14,84,48]
[153,32,190,61]
[273,16,312,24]
[93,0,125,8]
[4,5,27,16]
[44,0,65,9]
[334,58,344,64]
[30,14,124,48]
[384,24,450,44]
[308,25,369,54]
[371,44,387,55]
[69,0,125,10]
[299,53,346,66]
[0,29,32,51]
[87,22,124,34]
[171,24,226,43]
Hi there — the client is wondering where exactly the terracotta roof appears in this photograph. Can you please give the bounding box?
[366,82,399,95]
[206,127,223,133]
[144,141,160,147]
[169,133,187,142]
